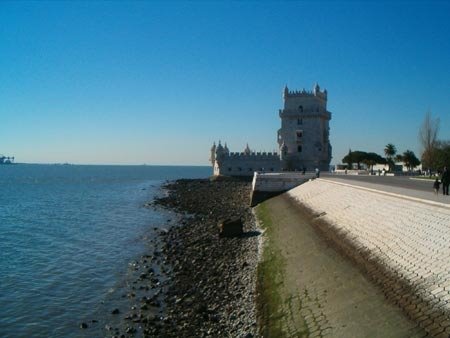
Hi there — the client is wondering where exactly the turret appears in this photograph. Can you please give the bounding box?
[244,143,251,155]
[283,85,289,99]
[314,83,320,95]
[210,142,216,165]
[224,142,229,154]
[215,141,226,163]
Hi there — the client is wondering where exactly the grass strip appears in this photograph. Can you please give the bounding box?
[255,202,286,337]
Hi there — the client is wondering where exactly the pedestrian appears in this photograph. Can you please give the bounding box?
[442,167,449,195]
[433,178,440,195]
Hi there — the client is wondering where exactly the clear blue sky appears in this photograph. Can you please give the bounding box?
[1,1,449,165]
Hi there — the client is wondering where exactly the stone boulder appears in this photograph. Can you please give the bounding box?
[218,218,244,238]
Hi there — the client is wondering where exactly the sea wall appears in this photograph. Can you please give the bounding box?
[287,179,450,336]
[250,172,314,206]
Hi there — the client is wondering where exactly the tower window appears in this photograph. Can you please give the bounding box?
[296,130,303,139]
[298,145,302,153]
[297,118,303,125]
[298,105,303,112]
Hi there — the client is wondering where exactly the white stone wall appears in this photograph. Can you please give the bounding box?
[215,153,281,176]
[252,172,314,192]
[283,95,327,112]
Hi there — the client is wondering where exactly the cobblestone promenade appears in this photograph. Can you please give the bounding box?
[288,179,450,337]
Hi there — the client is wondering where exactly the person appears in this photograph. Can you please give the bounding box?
[433,178,440,195]
[442,167,449,195]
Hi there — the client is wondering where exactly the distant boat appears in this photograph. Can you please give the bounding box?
[0,155,15,164]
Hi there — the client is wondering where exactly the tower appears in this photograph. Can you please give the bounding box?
[277,84,332,171]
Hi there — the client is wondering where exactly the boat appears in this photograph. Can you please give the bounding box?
[0,155,15,164]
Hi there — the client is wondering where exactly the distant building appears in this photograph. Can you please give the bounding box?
[0,155,14,164]
[210,83,332,176]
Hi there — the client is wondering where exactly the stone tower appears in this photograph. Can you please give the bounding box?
[277,83,332,171]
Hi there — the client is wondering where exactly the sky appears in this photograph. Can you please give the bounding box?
[1,1,449,165]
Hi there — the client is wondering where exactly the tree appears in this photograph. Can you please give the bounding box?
[394,154,403,163]
[362,152,386,172]
[402,150,421,171]
[342,150,385,171]
[433,141,450,170]
[384,143,397,171]
[351,151,368,169]
[342,149,353,169]
[419,111,440,170]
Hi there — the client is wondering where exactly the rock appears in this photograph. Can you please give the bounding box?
[80,322,88,329]
[111,308,120,315]
[125,326,136,333]
[140,178,258,337]
[218,218,244,237]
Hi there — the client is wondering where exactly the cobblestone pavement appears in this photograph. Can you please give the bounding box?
[288,179,450,337]
[258,194,425,337]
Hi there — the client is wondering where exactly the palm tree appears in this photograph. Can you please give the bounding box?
[384,144,397,171]
[402,150,421,172]
[394,154,403,163]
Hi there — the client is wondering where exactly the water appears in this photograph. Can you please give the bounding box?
[0,164,210,337]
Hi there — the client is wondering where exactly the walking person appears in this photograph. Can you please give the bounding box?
[442,167,449,195]
[433,178,440,195]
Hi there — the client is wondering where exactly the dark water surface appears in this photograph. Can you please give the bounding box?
[0,164,210,337]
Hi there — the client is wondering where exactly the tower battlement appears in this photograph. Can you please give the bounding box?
[210,142,281,176]
[283,83,327,101]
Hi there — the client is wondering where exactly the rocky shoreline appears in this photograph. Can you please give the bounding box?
[147,177,261,337]
[95,177,262,337]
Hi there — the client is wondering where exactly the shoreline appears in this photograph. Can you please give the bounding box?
[97,177,261,337]
[150,178,261,337]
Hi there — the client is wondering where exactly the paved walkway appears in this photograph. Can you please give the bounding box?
[258,194,425,337]
[323,175,450,205]
[287,179,450,337]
